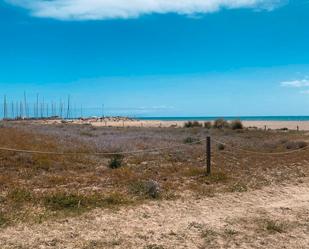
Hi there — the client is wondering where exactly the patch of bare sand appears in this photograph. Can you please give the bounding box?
[37,119,309,130]
[1,179,309,249]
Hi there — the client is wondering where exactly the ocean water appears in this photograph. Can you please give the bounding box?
[138,116,309,121]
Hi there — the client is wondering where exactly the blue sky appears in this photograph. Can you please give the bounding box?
[1,0,309,117]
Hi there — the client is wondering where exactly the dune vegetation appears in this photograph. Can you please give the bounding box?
[0,120,309,248]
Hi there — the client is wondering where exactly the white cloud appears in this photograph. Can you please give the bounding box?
[281,79,309,88]
[5,0,284,20]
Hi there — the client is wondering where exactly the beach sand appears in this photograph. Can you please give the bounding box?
[242,121,309,130]
[37,119,309,130]
[2,177,309,248]
[91,120,309,130]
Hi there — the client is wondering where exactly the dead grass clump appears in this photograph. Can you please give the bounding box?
[33,156,52,171]
[82,240,105,249]
[279,138,289,144]
[10,153,34,165]
[263,141,280,150]
[264,219,286,233]
[45,175,69,186]
[129,181,146,196]
[207,171,229,183]
[183,137,200,144]
[184,169,229,184]
[145,244,165,249]
[109,167,137,183]
[201,228,218,243]
[101,192,130,207]
[79,131,97,137]
[129,180,161,199]
[286,141,307,150]
[213,119,230,129]
[224,228,238,236]
[0,175,15,188]
[188,183,216,197]
[108,154,124,169]
[183,167,205,177]
[83,239,122,249]
[229,182,248,192]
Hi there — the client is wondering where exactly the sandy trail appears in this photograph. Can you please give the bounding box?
[1,179,309,249]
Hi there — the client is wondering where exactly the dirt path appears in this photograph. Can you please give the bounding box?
[1,179,309,249]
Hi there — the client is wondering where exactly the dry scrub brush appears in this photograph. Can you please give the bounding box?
[0,122,308,227]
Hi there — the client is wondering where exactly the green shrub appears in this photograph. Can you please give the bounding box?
[184,121,192,128]
[108,154,124,169]
[7,188,32,203]
[44,193,82,211]
[213,119,229,129]
[0,213,7,227]
[217,143,225,151]
[230,120,243,130]
[183,137,200,144]
[184,121,202,128]
[43,192,128,211]
[193,121,202,127]
[204,122,212,129]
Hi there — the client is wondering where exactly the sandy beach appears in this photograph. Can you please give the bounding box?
[242,121,309,130]
[39,118,309,131]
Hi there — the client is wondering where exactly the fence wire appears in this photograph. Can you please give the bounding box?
[0,138,206,156]
[0,136,308,157]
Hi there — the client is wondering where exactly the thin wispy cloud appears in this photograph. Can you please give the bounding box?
[280,79,309,88]
[5,0,285,21]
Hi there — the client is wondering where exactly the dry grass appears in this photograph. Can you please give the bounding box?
[0,121,309,227]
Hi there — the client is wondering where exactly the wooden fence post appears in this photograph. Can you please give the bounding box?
[206,136,211,175]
